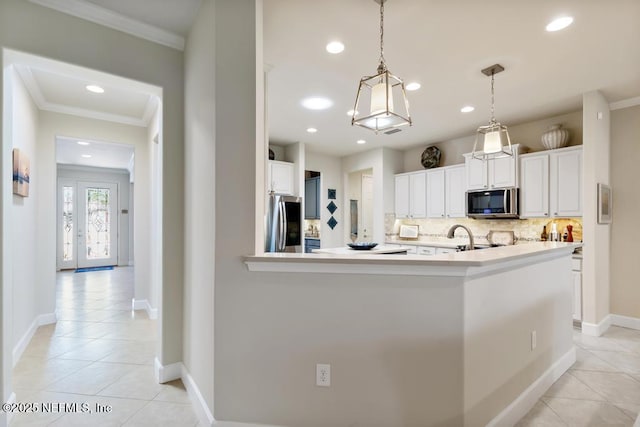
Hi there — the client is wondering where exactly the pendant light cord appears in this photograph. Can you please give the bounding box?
[490,71,496,124]
[378,0,386,71]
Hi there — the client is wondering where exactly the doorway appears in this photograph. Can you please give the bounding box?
[57,179,119,270]
[348,168,374,242]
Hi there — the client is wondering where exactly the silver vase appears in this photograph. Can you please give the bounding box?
[541,124,570,150]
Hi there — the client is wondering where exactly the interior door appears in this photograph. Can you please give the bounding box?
[57,179,77,270]
[77,181,118,268]
[361,174,373,240]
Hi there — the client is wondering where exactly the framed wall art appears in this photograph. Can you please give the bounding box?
[12,148,30,197]
[597,183,611,224]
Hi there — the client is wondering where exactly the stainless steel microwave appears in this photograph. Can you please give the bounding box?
[466,187,519,219]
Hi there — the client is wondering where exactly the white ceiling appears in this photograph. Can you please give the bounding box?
[56,136,134,170]
[264,0,640,157]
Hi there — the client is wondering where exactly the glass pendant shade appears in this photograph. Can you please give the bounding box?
[352,69,411,133]
[472,122,513,160]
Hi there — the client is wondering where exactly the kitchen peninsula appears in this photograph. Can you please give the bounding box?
[245,242,580,426]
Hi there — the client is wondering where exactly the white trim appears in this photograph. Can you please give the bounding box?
[610,314,640,331]
[154,357,182,383]
[487,347,576,427]
[12,313,57,367]
[610,96,640,111]
[182,365,215,427]
[28,0,185,50]
[132,298,158,319]
[152,359,216,427]
[581,314,612,337]
[213,422,284,427]
[38,102,149,127]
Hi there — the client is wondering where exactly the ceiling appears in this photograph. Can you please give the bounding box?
[264,0,640,157]
[56,137,134,171]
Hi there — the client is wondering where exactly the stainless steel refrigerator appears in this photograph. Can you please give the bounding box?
[265,194,303,252]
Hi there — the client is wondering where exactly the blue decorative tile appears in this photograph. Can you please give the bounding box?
[328,189,336,200]
[327,216,338,230]
[327,201,337,214]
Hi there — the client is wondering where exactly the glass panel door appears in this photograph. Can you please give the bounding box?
[57,179,77,270]
[77,181,118,268]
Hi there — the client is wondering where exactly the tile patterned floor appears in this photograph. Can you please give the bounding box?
[517,325,640,426]
[10,267,202,427]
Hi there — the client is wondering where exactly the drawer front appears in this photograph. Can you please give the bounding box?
[571,257,582,271]
[436,247,455,255]
[406,246,418,254]
[418,247,436,256]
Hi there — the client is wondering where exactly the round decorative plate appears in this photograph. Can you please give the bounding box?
[421,146,441,169]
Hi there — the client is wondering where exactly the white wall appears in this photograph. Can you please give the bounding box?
[582,91,611,327]
[0,0,185,412]
[305,150,343,248]
[148,105,162,312]
[8,67,43,354]
[184,0,215,421]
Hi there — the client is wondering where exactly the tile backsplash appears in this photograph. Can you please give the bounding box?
[385,214,583,244]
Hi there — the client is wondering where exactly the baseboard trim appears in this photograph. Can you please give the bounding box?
[154,357,182,383]
[132,298,158,320]
[487,346,576,427]
[610,314,640,331]
[13,312,57,367]
[582,314,612,337]
[182,365,215,427]
[153,358,215,427]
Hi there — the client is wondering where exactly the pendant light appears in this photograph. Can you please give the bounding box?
[471,64,513,161]
[351,0,411,133]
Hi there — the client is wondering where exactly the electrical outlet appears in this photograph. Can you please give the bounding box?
[531,330,537,350]
[316,364,330,387]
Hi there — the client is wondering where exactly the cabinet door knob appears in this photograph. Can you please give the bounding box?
[544,213,548,216]
[554,212,558,216]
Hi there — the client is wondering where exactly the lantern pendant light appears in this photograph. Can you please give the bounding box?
[351,0,412,133]
[471,64,513,161]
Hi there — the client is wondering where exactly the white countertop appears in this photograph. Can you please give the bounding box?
[385,237,478,249]
[245,242,583,276]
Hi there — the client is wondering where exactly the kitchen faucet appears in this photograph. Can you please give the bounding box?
[447,224,475,250]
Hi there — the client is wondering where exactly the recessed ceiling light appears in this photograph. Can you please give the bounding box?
[307,127,318,133]
[347,109,359,116]
[81,154,92,158]
[357,139,367,145]
[302,97,333,110]
[546,16,573,32]
[326,41,345,54]
[77,141,90,146]
[406,82,421,91]
[461,106,475,113]
[85,84,105,94]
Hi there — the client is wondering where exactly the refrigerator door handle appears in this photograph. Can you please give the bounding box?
[279,200,288,251]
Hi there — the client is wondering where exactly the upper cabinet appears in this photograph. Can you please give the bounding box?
[395,171,427,219]
[426,169,445,218]
[445,165,466,218]
[304,176,320,219]
[268,160,294,195]
[464,144,520,190]
[519,146,582,218]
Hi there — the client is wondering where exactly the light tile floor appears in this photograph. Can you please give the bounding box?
[517,325,640,426]
[10,267,202,427]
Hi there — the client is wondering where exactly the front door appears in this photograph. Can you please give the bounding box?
[57,180,118,269]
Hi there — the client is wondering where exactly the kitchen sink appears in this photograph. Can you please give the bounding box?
[455,244,501,252]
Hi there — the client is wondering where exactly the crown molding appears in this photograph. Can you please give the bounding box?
[29,0,185,51]
[41,102,148,127]
[609,96,640,111]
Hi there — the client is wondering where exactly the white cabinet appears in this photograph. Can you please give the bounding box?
[464,144,519,190]
[572,256,582,322]
[395,171,427,219]
[426,169,445,218]
[418,246,436,256]
[445,165,466,218]
[436,247,455,254]
[551,148,582,217]
[520,154,550,217]
[520,146,582,218]
[268,160,294,195]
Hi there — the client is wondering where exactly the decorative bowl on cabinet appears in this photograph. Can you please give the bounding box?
[541,124,570,150]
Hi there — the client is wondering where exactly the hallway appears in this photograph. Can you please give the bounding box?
[10,267,200,426]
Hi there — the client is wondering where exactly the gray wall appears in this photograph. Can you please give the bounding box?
[184,0,216,417]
